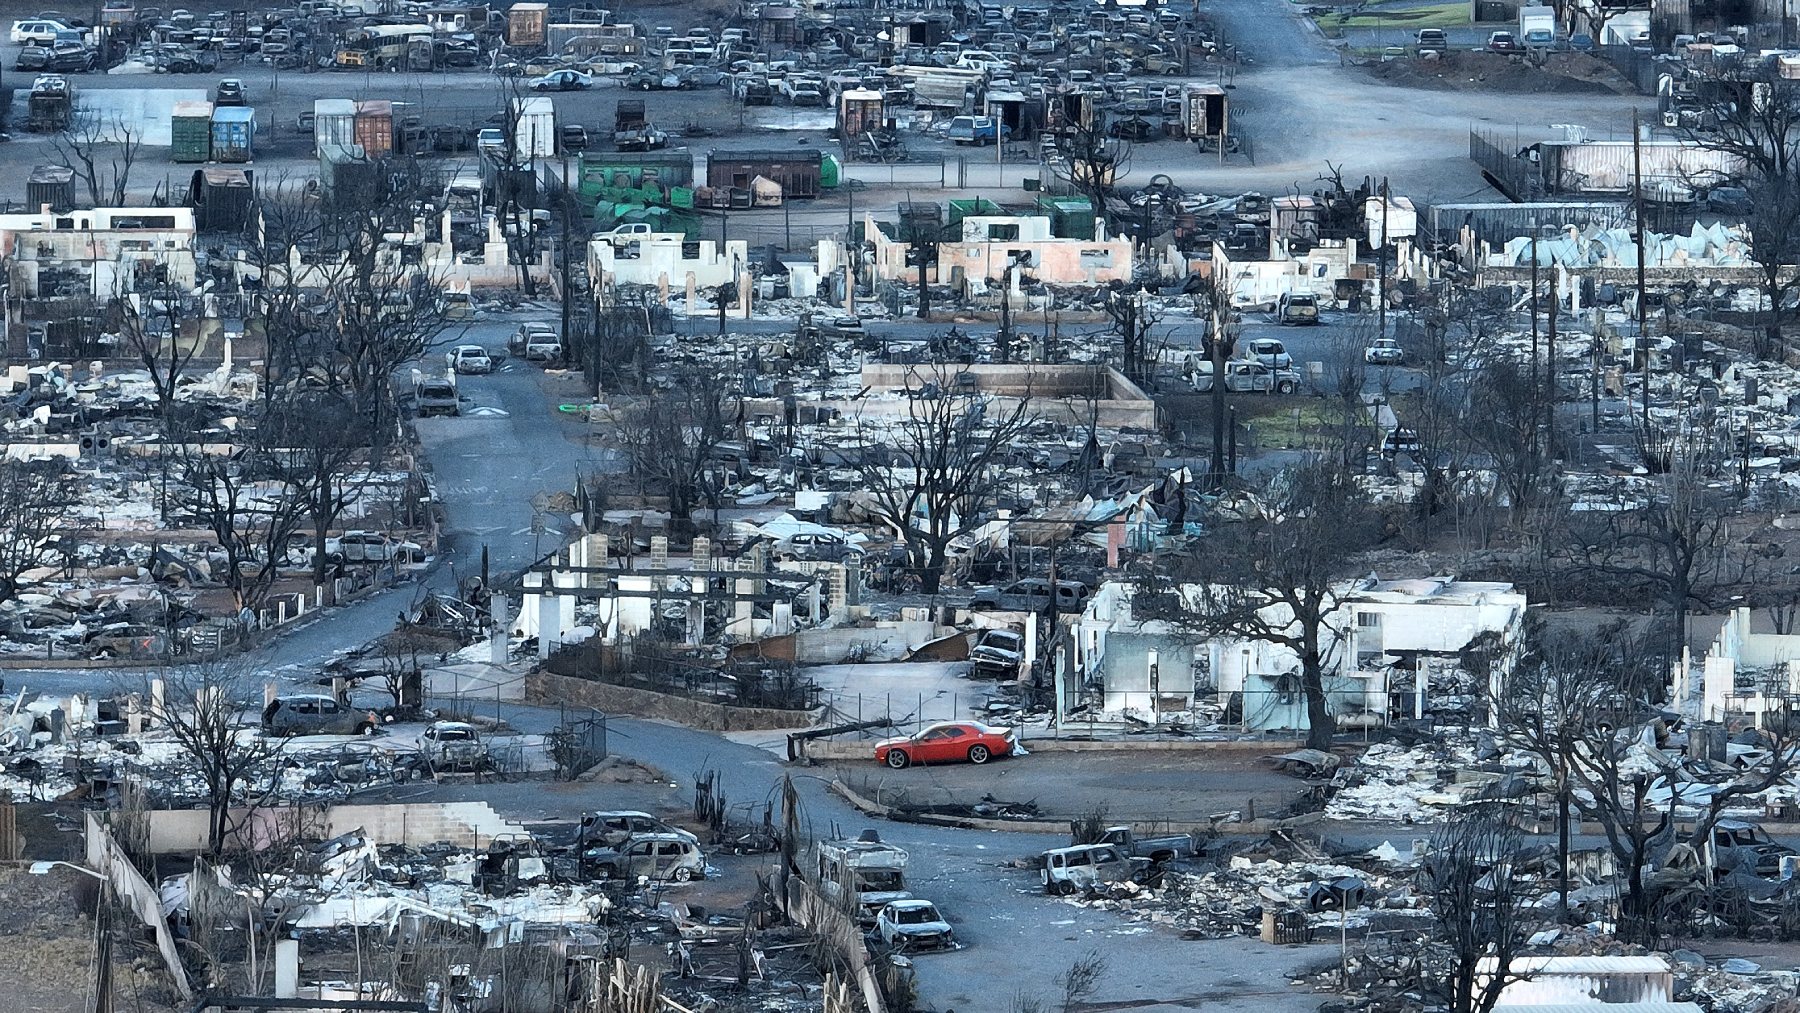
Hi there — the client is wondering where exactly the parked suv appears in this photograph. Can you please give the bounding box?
[262,695,378,737]
[12,19,73,44]
[968,578,1088,613]
[582,833,706,882]
[579,811,700,847]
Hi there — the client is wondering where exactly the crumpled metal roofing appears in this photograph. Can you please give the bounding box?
[1494,221,1749,268]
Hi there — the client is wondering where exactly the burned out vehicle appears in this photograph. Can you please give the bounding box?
[414,375,461,417]
[1041,843,1142,894]
[969,628,1025,678]
[968,578,1088,613]
[85,623,170,660]
[1085,826,1201,863]
[262,695,378,737]
[817,832,913,924]
[579,811,700,847]
[874,899,954,951]
[1187,359,1302,395]
[582,833,706,882]
[416,721,487,770]
[1702,820,1798,875]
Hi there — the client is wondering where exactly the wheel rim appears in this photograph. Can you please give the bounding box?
[674,868,693,882]
[970,745,990,763]
[886,751,908,768]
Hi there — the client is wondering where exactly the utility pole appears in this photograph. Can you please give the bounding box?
[1633,108,1650,429]
[1529,228,1540,440]
[559,159,573,364]
[1209,284,1228,489]
[1546,268,1559,454]
[1376,176,1390,338]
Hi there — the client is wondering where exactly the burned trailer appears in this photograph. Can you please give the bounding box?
[815,831,914,924]
[1182,83,1228,150]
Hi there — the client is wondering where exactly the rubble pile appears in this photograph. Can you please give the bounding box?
[1323,735,1500,822]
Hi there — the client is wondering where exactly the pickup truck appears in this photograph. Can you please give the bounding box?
[969,628,1025,678]
[1082,825,1201,863]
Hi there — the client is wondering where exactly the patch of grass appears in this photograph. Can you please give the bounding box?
[1315,1,1471,37]
[1237,398,1336,450]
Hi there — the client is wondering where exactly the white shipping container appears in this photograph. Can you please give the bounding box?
[313,98,357,158]
[513,95,556,160]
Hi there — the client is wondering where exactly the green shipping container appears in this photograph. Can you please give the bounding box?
[171,100,214,164]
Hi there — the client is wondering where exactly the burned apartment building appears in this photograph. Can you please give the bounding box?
[0,206,204,359]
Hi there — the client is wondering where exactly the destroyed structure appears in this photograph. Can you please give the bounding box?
[17,0,1800,1010]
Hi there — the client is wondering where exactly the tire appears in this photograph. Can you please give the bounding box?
[886,749,911,769]
[598,865,618,879]
[968,744,991,764]
[1050,879,1076,895]
[356,722,376,736]
[672,867,695,883]
[1277,381,1297,394]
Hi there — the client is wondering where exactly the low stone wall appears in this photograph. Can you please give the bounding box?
[526,671,817,732]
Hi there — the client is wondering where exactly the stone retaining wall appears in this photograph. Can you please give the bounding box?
[526,671,816,731]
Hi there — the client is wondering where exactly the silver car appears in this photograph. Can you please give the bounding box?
[583,833,706,882]
[875,899,955,951]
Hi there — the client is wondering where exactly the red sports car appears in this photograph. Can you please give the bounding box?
[875,721,1018,769]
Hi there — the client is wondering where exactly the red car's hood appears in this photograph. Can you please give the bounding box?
[876,735,910,750]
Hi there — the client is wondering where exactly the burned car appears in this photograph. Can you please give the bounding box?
[1040,843,1142,894]
[874,899,954,951]
[262,695,379,737]
[582,833,706,882]
[579,811,700,847]
[968,628,1024,679]
[417,721,487,771]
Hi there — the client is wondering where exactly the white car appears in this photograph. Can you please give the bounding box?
[476,127,506,157]
[446,344,494,374]
[12,19,72,44]
[875,900,954,951]
[1365,338,1405,366]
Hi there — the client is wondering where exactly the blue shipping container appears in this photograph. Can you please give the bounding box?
[210,106,255,163]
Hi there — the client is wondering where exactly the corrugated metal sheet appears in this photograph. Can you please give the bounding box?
[1428,201,1634,244]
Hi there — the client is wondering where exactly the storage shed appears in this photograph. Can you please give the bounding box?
[706,149,821,199]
